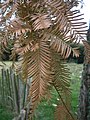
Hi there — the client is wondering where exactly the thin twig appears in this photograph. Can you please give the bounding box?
[53,84,78,120]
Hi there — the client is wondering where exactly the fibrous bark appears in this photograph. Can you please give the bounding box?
[78,41,90,120]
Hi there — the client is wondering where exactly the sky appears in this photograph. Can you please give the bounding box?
[80,0,90,27]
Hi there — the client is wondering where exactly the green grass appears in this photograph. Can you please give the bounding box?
[67,63,83,114]
[0,106,14,120]
[33,90,59,120]
[0,62,83,120]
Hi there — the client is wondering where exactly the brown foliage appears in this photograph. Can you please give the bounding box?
[0,0,87,119]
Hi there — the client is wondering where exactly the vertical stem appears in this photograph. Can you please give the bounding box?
[1,69,5,105]
[11,68,19,114]
[7,69,14,109]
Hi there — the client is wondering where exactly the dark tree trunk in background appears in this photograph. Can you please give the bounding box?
[78,38,90,120]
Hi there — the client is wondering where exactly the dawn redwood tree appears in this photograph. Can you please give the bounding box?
[0,0,87,119]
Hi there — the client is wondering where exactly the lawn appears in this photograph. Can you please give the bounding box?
[0,62,83,120]
[67,63,83,114]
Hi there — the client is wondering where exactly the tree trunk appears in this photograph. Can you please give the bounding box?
[78,41,90,120]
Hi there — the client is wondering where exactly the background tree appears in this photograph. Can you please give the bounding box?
[0,0,87,119]
[78,24,90,120]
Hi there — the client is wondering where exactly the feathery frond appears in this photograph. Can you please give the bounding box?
[50,51,75,120]
[21,39,52,115]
